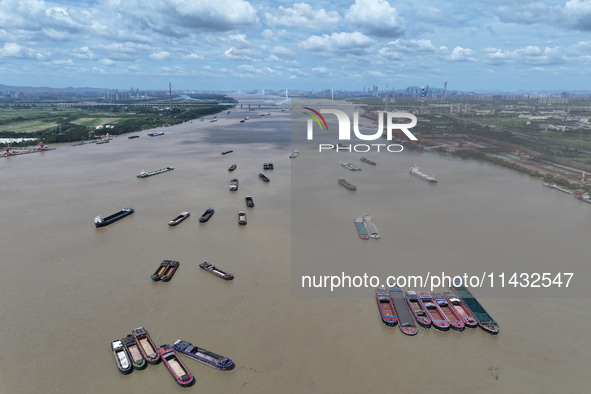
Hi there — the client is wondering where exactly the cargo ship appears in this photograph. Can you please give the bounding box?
[338,178,356,190]
[137,166,174,178]
[388,287,418,336]
[354,218,369,240]
[173,339,235,370]
[452,283,499,334]
[432,292,465,331]
[405,290,432,328]
[375,286,398,326]
[360,157,376,165]
[410,165,437,183]
[443,290,478,328]
[362,215,380,239]
[94,207,134,227]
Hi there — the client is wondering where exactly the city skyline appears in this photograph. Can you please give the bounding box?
[1,0,590,92]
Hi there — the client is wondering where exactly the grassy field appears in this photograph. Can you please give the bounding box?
[0,120,57,133]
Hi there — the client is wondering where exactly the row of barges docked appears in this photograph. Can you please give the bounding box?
[375,286,498,335]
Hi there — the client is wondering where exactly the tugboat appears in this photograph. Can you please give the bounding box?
[168,212,190,226]
[111,339,133,374]
[405,290,432,328]
[199,208,215,222]
[132,327,160,365]
[258,173,270,182]
[157,344,195,387]
[94,207,134,227]
[228,164,237,171]
[245,196,255,207]
[238,210,247,225]
[173,339,235,371]
[418,291,450,331]
[199,262,234,280]
[388,287,418,336]
[375,286,398,326]
[122,334,147,370]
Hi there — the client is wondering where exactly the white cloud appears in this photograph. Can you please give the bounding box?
[222,47,252,60]
[149,51,171,60]
[0,42,47,60]
[449,46,477,62]
[265,3,340,28]
[300,32,374,55]
[345,0,404,37]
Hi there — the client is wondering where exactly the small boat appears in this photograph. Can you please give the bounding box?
[452,283,500,334]
[338,178,356,190]
[375,286,398,326]
[432,292,465,331]
[228,164,237,171]
[112,339,133,374]
[229,178,239,191]
[168,211,190,226]
[151,260,171,281]
[245,196,255,207]
[148,132,164,136]
[132,327,160,365]
[405,290,432,328]
[123,334,147,370]
[199,262,234,280]
[443,291,478,328]
[173,339,235,371]
[389,287,418,336]
[268,163,274,169]
[221,150,233,155]
[289,150,299,158]
[418,291,450,331]
[160,260,179,282]
[94,207,134,227]
[157,344,195,387]
[362,215,380,239]
[258,173,270,182]
[263,163,270,170]
[341,162,360,171]
[199,208,215,222]
[240,119,245,123]
[238,210,247,225]
[128,135,140,139]
[137,166,174,178]
[360,157,376,165]
[354,218,369,240]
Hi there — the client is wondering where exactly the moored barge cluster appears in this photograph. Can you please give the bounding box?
[375,285,499,335]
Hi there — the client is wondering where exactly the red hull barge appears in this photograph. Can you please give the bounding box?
[158,344,195,387]
[405,290,432,328]
[443,290,478,328]
[375,286,398,326]
[432,292,465,331]
[132,327,160,365]
[389,287,418,336]
[418,291,450,331]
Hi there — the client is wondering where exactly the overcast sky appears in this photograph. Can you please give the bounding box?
[1,0,591,92]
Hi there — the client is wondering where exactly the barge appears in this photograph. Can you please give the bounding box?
[169,212,190,226]
[173,339,235,370]
[354,217,370,240]
[137,166,174,178]
[133,327,161,364]
[452,284,500,334]
[405,290,432,328]
[375,286,398,326]
[199,262,234,280]
[338,178,356,190]
[388,287,418,336]
[94,207,134,227]
[123,334,147,370]
[362,215,380,239]
[418,291,450,331]
[158,344,195,387]
[443,290,478,328]
[432,292,465,331]
[111,339,133,374]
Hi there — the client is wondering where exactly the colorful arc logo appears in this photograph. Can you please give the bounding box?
[303,107,328,132]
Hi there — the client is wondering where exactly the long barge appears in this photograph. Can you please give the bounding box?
[452,284,500,334]
[432,292,465,331]
[443,290,478,328]
[406,290,432,328]
[173,339,235,370]
[388,287,417,336]
[137,166,174,178]
[375,286,398,326]
[338,178,356,190]
[418,291,450,331]
[94,207,134,227]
